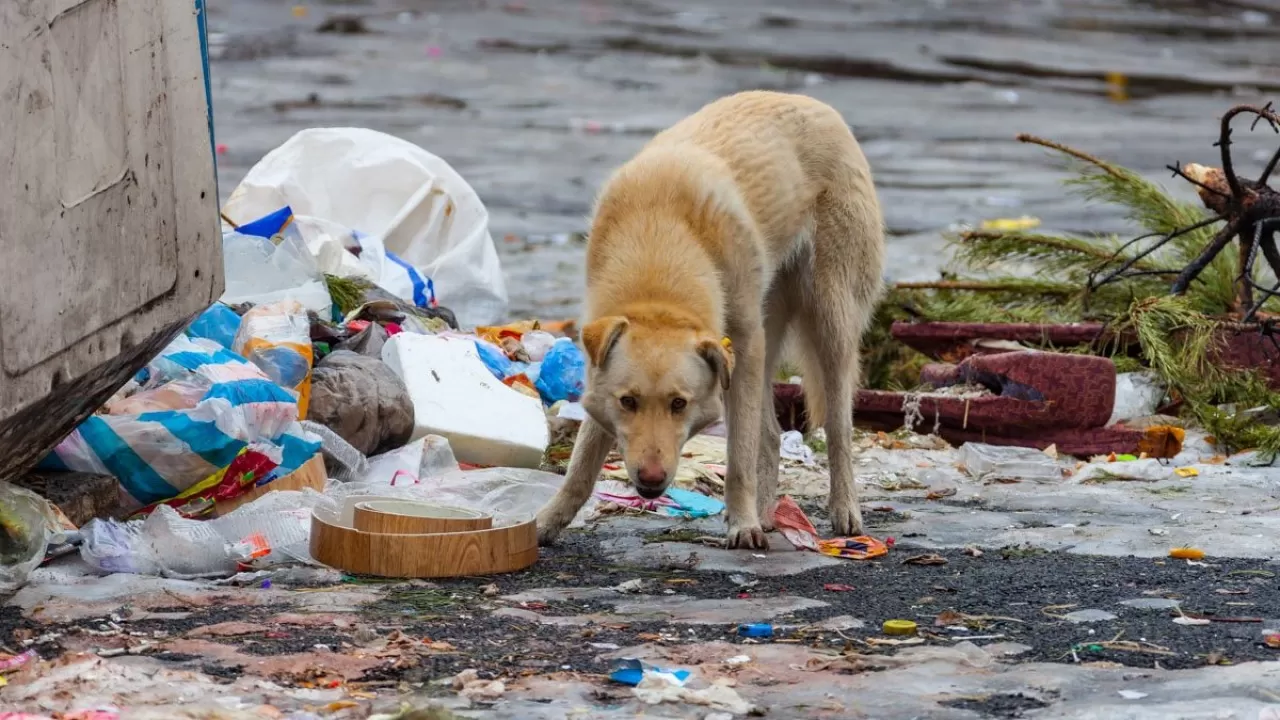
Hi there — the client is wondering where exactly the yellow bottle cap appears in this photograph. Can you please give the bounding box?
[882,619,917,636]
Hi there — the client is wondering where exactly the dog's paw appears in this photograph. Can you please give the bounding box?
[726,524,770,550]
[535,511,568,547]
[828,501,865,537]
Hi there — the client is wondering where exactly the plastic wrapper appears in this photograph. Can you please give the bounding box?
[959,443,1068,483]
[1108,372,1168,426]
[301,420,369,483]
[0,481,56,594]
[363,434,459,486]
[234,300,315,418]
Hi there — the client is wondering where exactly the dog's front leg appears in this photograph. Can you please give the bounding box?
[535,416,612,546]
[724,326,768,550]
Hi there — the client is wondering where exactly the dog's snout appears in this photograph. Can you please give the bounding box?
[635,463,668,498]
[637,464,667,486]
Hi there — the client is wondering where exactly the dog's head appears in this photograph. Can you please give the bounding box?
[579,315,733,499]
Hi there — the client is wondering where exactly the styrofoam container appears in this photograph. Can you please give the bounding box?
[382,333,549,468]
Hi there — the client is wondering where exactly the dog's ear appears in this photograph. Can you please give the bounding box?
[697,337,734,391]
[581,316,629,368]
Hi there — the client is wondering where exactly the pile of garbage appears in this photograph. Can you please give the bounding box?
[0,128,601,592]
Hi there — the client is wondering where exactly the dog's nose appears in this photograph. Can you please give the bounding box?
[636,464,668,495]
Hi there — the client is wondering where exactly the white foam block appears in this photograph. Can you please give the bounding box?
[382,333,549,468]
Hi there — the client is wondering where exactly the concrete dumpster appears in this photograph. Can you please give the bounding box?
[0,0,223,481]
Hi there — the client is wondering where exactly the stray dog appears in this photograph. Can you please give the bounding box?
[535,91,886,549]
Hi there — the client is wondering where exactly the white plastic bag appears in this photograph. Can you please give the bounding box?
[221,127,509,327]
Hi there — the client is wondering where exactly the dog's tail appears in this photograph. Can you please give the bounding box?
[790,335,832,432]
[789,316,872,433]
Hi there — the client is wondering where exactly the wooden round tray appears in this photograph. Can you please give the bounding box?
[310,496,536,578]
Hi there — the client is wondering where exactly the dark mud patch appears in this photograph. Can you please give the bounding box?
[940,692,1052,718]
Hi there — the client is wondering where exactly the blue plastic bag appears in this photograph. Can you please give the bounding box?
[473,339,514,381]
[186,304,242,349]
[535,338,586,404]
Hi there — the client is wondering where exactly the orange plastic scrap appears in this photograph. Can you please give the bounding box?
[818,536,889,560]
[476,320,540,345]
[502,373,540,400]
[1170,547,1206,560]
[1137,426,1186,459]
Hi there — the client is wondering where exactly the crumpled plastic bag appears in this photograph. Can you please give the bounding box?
[234,300,315,418]
[306,350,414,456]
[0,482,57,594]
[220,127,509,327]
[220,227,332,317]
[80,490,321,578]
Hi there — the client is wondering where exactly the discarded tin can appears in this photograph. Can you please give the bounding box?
[738,623,773,638]
[882,619,918,636]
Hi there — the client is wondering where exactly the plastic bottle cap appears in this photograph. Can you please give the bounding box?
[882,619,917,636]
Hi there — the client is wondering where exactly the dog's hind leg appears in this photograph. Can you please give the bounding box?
[535,417,613,546]
[798,186,884,537]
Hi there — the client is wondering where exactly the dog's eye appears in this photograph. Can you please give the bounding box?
[619,396,638,411]
[671,398,687,412]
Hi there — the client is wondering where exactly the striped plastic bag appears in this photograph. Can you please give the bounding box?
[40,334,321,513]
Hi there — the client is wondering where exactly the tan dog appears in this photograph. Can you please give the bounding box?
[535,91,886,549]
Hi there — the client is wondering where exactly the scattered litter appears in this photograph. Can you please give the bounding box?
[609,659,691,687]
[964,546,984,558]
[1174,467,1200,478]
[633,673,757,715]
[823,583,856,592]
[780,430,817,465]
[1263,630,1280,648]
[883,619,918,636]
[724,654,751,666]
[960,443,1067,483]
[980,216,1041,231]
[1120,598,1182,610]
[738,623,774,639]
[773,495,889,560]
[1173,616,1212,626]
[594,484,725,519]
[613,578,646,594]
[1108,372,1167,426]
[1170,547,1206,560]
[926,487,957,500]
[865,636,926,647]
[1063,609,1119,624]
[903,553,948,566]
[0,650,38,673]
[1118,689,1149,700]
[451,668,505,702]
